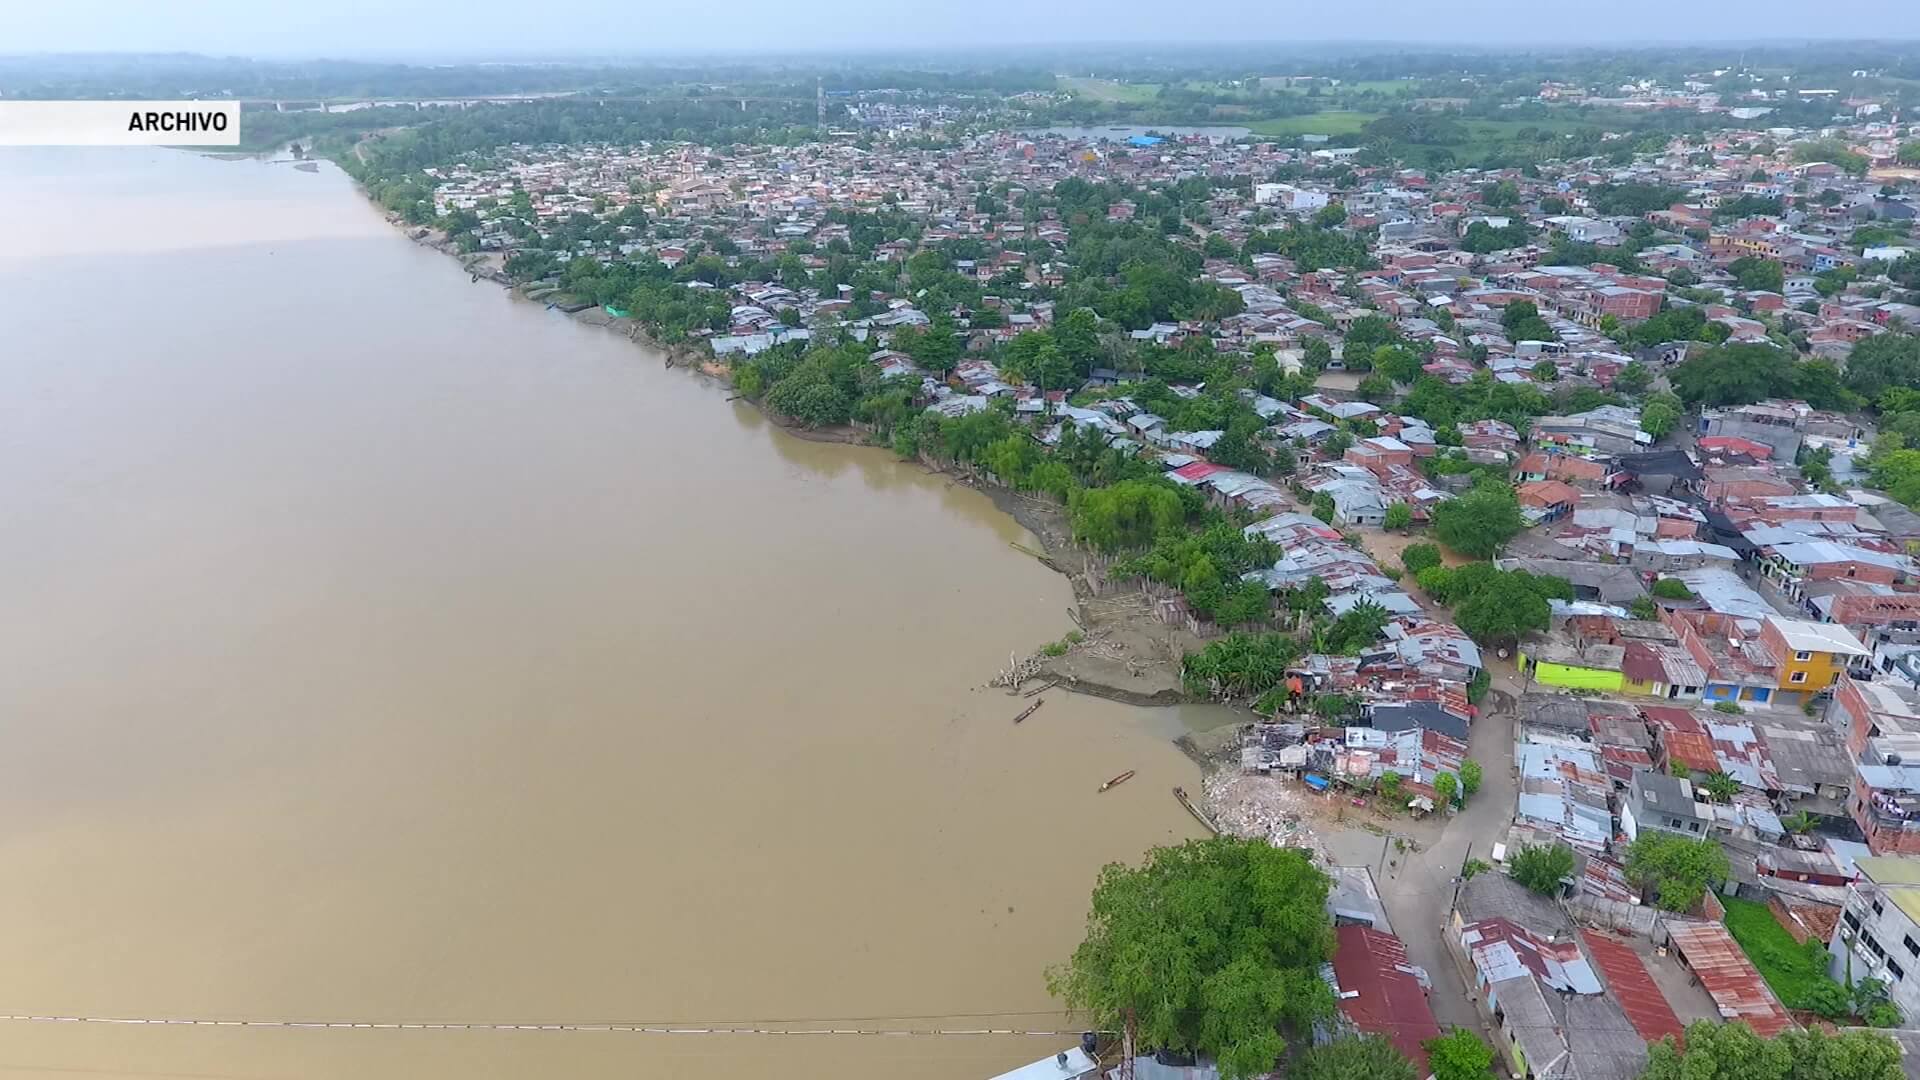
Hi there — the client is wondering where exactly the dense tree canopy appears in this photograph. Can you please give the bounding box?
[1669,343,1797,407]
[1845,333,1920,402]
[1048,838,1337,1080]
[1727,256,1785,293]
[1293,1035,1419,1080]
[1430,480,1525,558]
[1643,1022,1903,1080]
[1626,832,1730,912]
[1068,477,1189,551]
[1509,843,1575,894]
[1586,182,1685,216]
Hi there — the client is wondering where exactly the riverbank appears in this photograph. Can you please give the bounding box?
[384,210,1236,721]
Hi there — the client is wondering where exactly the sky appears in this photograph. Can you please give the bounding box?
[8,0,1920,57]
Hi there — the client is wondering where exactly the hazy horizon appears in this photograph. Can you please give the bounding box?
[11,0,1920,60]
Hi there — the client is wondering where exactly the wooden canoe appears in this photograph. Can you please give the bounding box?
[1012,699,1045,724]
[1173,786,1220,834]
[1098,770,1136,793]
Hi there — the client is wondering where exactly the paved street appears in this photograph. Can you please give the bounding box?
[1323,660,1526,1032]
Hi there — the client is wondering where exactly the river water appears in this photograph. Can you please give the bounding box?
[0,149,1212,1080]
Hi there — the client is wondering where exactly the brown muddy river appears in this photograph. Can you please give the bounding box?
[0,148,1211,1080]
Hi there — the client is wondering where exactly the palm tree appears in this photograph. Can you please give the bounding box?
[1782,810,1819,835]
[1701,771,1741,804]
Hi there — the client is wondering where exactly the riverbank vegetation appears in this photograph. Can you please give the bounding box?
[1048,837,1343,1080]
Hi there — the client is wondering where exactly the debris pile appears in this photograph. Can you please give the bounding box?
[1202,770,1330,863]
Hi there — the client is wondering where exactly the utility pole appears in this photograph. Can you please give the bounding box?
[1450,840,1473,920]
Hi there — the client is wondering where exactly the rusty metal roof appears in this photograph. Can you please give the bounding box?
[1581,930,1687,1048]
[1664,921,1795,1037]
[1333,924,1441,1073]
[1643,706,1721,773]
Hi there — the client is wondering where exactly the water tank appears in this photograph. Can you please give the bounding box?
[1890,754,1903,766]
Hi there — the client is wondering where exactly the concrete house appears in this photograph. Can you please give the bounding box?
[1830,856,1920,1019]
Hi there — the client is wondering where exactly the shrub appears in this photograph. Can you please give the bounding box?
[1651,578,1695,600]
[1402,542,1443,575]
[1510,843,1574,895]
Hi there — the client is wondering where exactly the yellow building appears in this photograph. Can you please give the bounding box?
[1761,616,1869,700]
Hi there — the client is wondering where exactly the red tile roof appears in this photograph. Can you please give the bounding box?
[1665,921,1795,1037]
[1580,930,1687,1047]
[1332,924,1442,1072]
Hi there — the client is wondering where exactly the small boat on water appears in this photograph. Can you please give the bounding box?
[1098,770,1135,793]
[1012,698,1046,724]
[1173,786,1220,834]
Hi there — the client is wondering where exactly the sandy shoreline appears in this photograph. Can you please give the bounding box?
[386,213,1241,730]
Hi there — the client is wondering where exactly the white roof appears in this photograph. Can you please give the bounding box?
[1766,616,1870,657]
[988,1048,1099,1080]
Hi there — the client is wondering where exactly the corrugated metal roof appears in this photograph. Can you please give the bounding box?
[1463,917,1603,993]
[1581,931,1686,1047]
[1665,921,1795,1037]
[1644,706,1720,773]
[1332,925,1440,1073]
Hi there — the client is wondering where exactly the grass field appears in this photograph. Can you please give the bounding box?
[1247,111,1380,138]
[1722,895,1830,1009]
[1059,77,1162,104]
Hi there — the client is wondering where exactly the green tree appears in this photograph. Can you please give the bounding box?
[1642,399,1681,439]
[1415,565,1453,599]
[1614,361,1654,396]
[1383,502,1413,530]
[1728,256,1786,293]
[1430,481,1525,558]
[1455,570,1552,645]
[1643,1021,1903,1080]
[1434,770,1458,808]
[1630,596,1659,620]
[1626,832,1730,912]
[1509,843,1575,895]
[1425,1028,1495,1080]
[1670,343,1798,408]
[1048,838,1337,1080]
[1844,333,1920,402]
[1054,307,1101,368]
[1501,300,1557,343]
[1293,1035,1418,1080]
[1070,480,1187,552]
[1459,759,1482,799]
[765,370,852,428]
[1402,542,1442,575]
